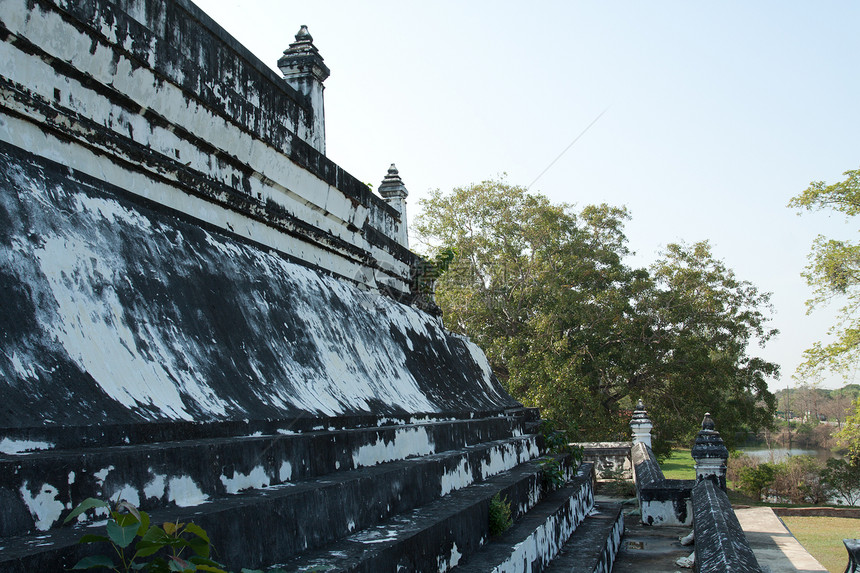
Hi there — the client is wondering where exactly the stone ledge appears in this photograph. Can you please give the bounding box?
[692,479,762,573]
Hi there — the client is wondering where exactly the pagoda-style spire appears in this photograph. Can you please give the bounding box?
[691,412,730,491]
[278,26,330,154]
[377,164,409,248]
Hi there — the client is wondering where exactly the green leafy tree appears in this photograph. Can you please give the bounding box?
[835,396,860,464]
[789,166,860,461]
[416,179,778,457]
[820,457,860,505]
[789,166,860,376]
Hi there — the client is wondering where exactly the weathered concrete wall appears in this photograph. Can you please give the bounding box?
[0,0,514,441]
[0,0,411,297]
[573,441,632,479]
[0,140,518,438]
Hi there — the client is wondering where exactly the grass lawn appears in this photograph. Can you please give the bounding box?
[779,516,859,573]
[659,448,695,479]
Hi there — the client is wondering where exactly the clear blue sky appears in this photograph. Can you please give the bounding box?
[194,1,860,390]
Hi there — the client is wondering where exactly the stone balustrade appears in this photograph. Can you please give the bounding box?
[629,402,766,572]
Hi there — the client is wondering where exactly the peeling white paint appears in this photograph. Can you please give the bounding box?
[93,466,114,486]
[20,482,64,531]
[479,438,540,480]
[144,473,166,500]
[220,466,270,494]
[440,458,472,497]
[279,461,292,482]
[0,438,54,454]
[438,541,462,571]
[167,476,208,507]
[352,427,435,468]
[111,484,140,507]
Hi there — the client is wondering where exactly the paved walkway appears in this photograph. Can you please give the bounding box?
[608,500,829,572]
[735,506,828,573]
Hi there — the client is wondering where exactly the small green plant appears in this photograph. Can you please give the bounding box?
[538,458,565,492]
[63,498,227,572]
[537,420,570,455]
[488,493,513,536]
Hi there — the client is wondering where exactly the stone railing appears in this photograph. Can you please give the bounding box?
[629,402,764,572]
[691,479,762,572]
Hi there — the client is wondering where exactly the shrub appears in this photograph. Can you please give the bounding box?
[821,458,860,506]
[726,451,758,487]
[737,463,776,501]
[63,498,227,572]
[488,493,513,536]
[771,455,826,504]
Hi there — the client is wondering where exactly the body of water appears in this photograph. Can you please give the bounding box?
[737,446,839,462]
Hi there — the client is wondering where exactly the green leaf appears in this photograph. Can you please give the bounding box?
[188,536,210,558]
[167,555,192,571]
[107,518,140,549]
[114,512,141,528]
[183,522,210,544]
[78,534,111,545]
[140,525,169,543]
[71,554,115,569]
[136,509,151,537]
[116,501,142,522]
[64,498,110,523]
[133,542,164,559]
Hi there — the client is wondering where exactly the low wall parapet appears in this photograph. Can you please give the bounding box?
[631,442,695,526]
[571,441,632,480]
[691,479,763,572]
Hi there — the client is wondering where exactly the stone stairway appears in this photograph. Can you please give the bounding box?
[0,408,623,572]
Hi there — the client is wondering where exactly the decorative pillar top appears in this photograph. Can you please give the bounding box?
[630,398,653,448]
[378,164,408,200]
[691,413,729,460]
[691,412,729,491]
[377,164,409,248]
[278,26,330,83]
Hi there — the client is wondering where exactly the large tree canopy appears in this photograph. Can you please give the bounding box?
[416,179,778,457]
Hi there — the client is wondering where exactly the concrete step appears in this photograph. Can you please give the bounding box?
[1,411,536,538]
[543,502,624,573]
[272,461,592,573]
[450,469,595,573]
[0,436,547,571]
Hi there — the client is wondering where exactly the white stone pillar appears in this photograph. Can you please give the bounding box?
[278,26,330,154]
[377,164,409,249]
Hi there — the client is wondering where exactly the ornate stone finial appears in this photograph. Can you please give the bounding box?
[630,398,653,448]
[691,412,729,491]
[378,164,408,200]
[377,164,409,248]
[295,25,312,42]
[278,26,330,83]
